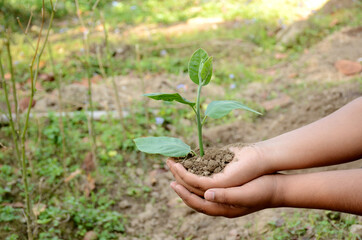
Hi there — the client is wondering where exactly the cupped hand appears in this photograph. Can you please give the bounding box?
[167,144,272,196]
[170,174,279,218]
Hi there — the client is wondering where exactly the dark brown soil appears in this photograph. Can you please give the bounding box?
[175,147,235,176]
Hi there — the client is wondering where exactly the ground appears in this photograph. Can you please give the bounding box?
[0,0,362,239]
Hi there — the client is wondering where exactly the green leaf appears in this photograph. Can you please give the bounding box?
[200,56,213,86]
[144,93,195,107]
[205,100,262,119]
[134,137,191,157]
[37,218,52,225]
[188,48,209,85]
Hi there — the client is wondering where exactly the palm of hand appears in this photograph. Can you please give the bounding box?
[167,145,267,196]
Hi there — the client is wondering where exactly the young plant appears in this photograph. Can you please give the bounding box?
[134,48,261,157]
[1,1,55,239]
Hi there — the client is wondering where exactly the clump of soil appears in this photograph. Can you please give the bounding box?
[175,147,235,176]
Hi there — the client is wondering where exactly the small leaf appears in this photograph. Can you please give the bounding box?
[134,137,191,157]
[37,218,52,225]
[188,48,209,85]
[205,100,262,119]
[200,56,213,86]
[144,93,195,107]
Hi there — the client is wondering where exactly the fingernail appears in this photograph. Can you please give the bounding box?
[170,181,176,188]
[205,190,215,201]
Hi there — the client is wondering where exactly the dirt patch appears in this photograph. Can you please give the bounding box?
[204,82,361,147]
[32,73,226,112]
[273,26,362,84]
[175,147,234,176]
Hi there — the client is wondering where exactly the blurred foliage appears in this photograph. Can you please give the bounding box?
[0,0,336,29]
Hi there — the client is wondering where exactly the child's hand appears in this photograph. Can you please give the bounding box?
[170,174,279,218]
[167,144,272,197]
[168,98,362,216]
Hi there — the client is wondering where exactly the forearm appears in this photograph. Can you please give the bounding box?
[258,97,362,172]
[275,169,362,215]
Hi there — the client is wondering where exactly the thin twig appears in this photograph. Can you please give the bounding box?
[92,0,101,11]
[16,16,35,51]
[47,42,67,177]
[75,0,98,170]
[95,46,106,78]
[25,11,33,34]
[5,33,20,132]
[100,12,126,130]
[0,51,21,163]
[20,0,56,238]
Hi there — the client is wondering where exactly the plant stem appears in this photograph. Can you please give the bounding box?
[75,0,98,170]
[202,115,207,125]
[47,42,67,177]
[196,83,204,156]
[4,33,34,239]
[19,1,55,238]
[16,16,35,51]
[100,13,126,131]
[5,35,20,131]
[135,44,150,126]
[0,52,21,166]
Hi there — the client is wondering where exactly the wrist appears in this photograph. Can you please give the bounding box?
[252,141,278,174]
[270,174,286,208]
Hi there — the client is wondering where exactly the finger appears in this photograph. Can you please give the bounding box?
[204,187,245,205]
[168,159,222,190]
[172,159,246,189]
[170,182,252,218]
[167,159,205,196]
[204,176,274,208]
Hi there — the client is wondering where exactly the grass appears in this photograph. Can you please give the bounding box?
[4,0,361,88]
[264,211,360,240]
[1,0,362,238]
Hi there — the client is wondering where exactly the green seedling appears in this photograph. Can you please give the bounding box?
[134,48,261,157]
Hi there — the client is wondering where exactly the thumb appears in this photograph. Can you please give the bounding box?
[204,187,241,205]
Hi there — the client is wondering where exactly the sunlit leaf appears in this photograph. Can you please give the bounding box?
[205,100,262,119]
[134,137,191,157]
[188,48,209,85]
[144,93,195,107]
[200,56,213,86]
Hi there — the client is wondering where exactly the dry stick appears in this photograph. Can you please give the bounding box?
[135,44,149,125]
[95,46,106,78]
[4,36,34,238]
[47,42,67,177]
[92,0,101,11]
[14,14,36,180]
[20,1,55,238]
[16,16,36,51]
[20,4,45,237]
[95,46,113,126]
[0,52,21,166]
[75,0,98,169]
[100,14,126,130]
[25,11,33,34]
[4,34,20,132]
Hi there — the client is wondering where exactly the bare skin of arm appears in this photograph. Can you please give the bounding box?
[167,97,362,215]
[170,169,362,217]
[260,96,362,172]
